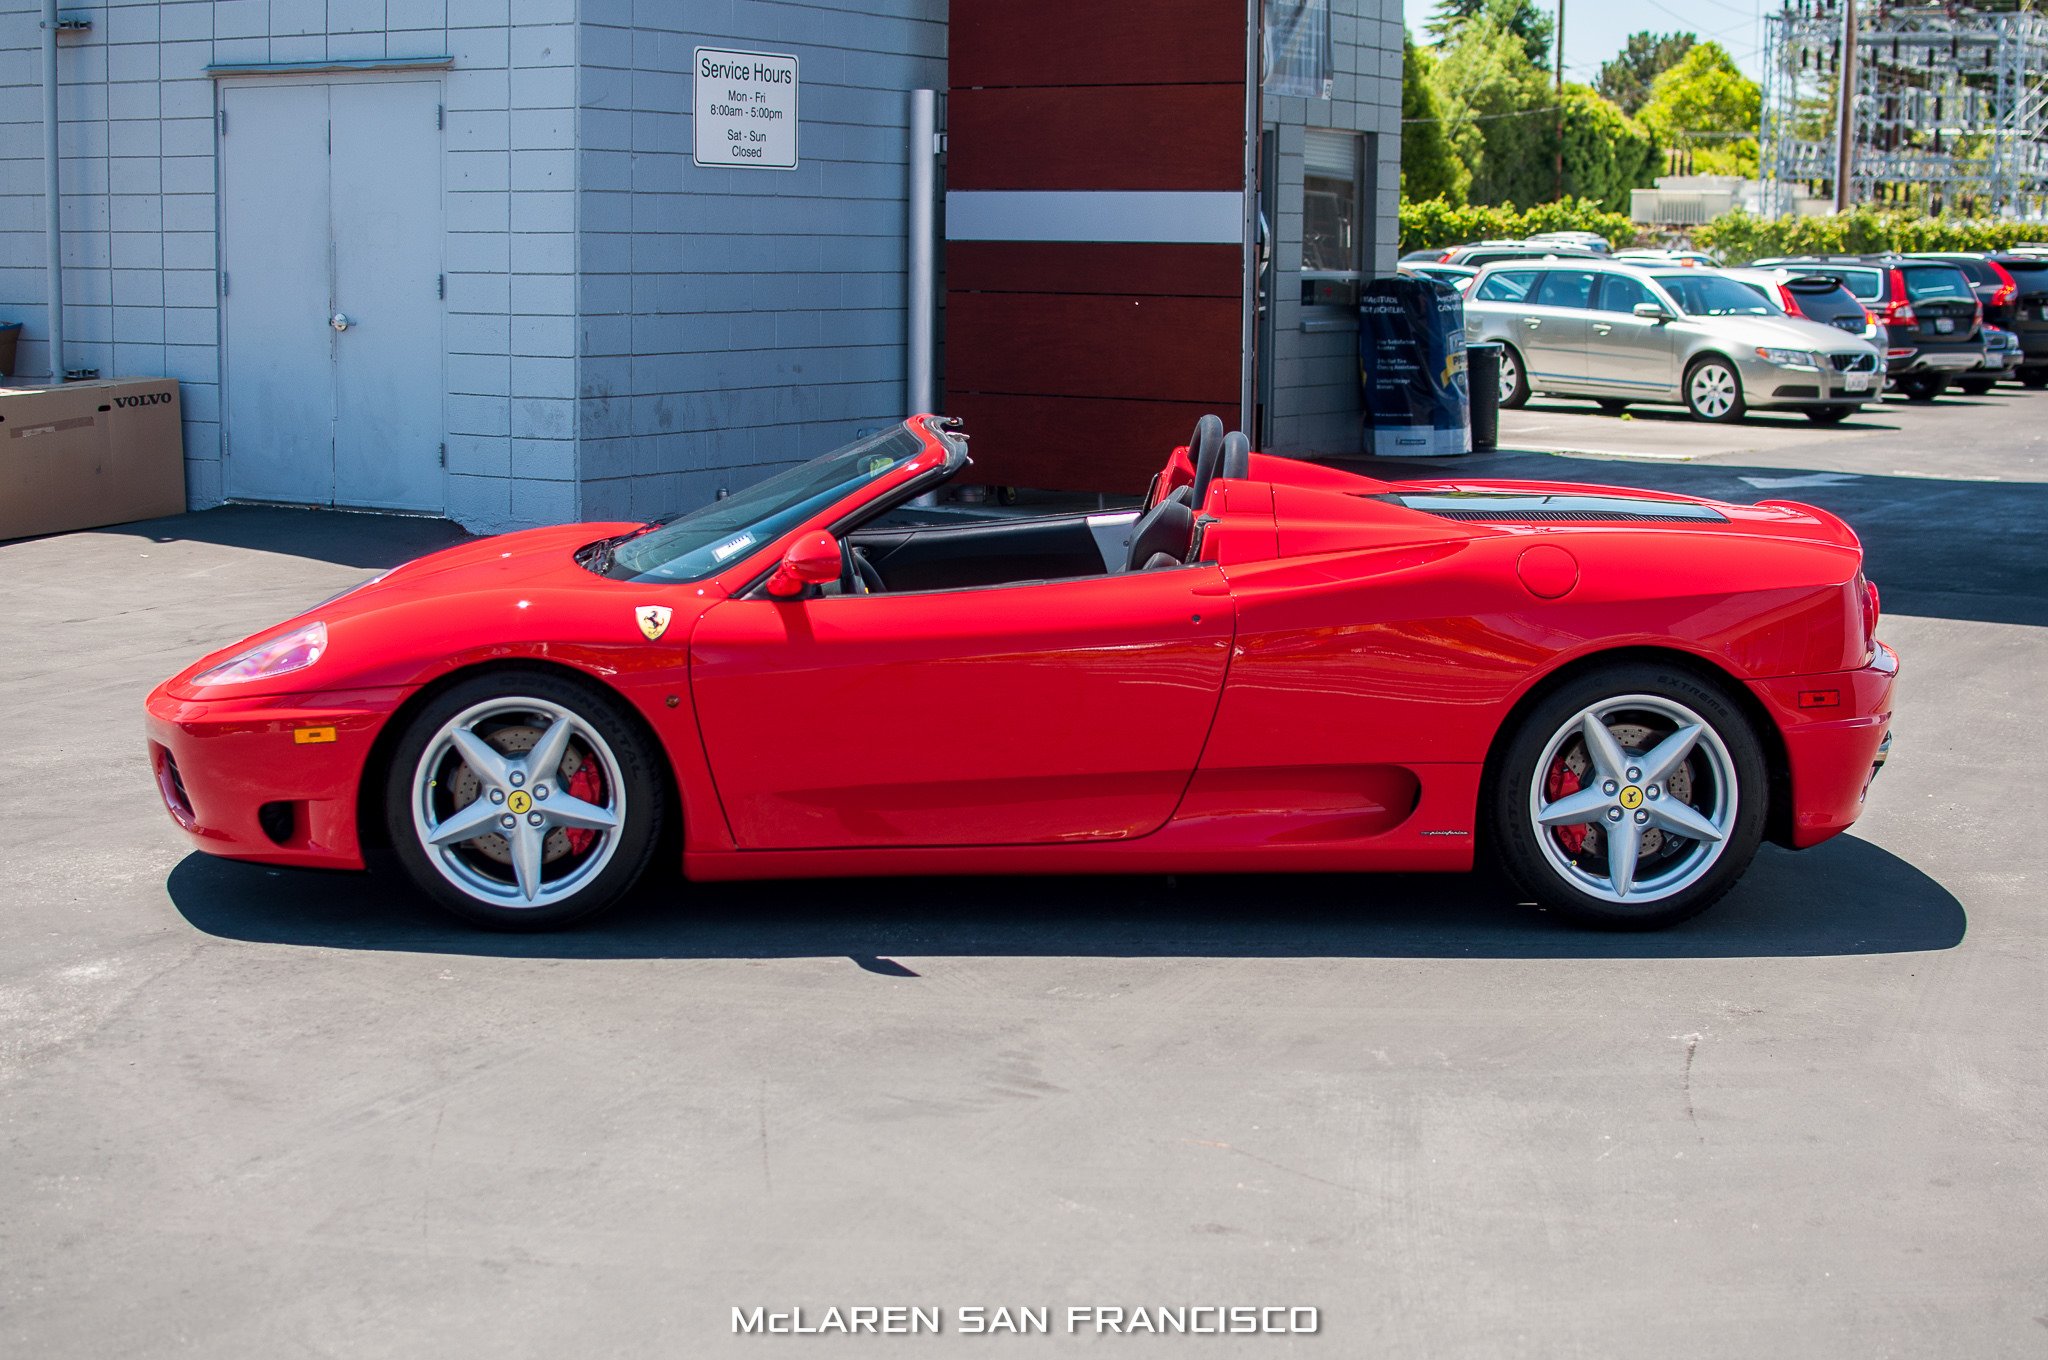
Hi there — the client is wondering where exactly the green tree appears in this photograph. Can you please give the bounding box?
[1401,34,1470,204]
[1595,31,1695,115]
[1558,84,1659,212]
[1426,0,1553,67]
[1428,15,1553,206]
[1637,42,1761,176]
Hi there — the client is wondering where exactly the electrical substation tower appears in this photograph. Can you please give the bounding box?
[1760,1,2048,218]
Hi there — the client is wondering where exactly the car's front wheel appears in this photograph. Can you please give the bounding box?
[384,669,665,929]
[1497,344,1531,409]
[1683,357,1745,422]
[1491,664,1767,929]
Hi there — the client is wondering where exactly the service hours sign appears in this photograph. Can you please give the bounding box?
[693,48,799,169]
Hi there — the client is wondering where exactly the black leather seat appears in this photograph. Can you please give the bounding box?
[1122,497,1195,572]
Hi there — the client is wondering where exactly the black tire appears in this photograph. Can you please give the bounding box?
[1596,399,1629,415]
[383,668,666,930]
[1956,378,1995,396]
[2021,368,2048,389]
[1497,344,1532,409]
[1683,355,1746,423]
[1804,405,1856,424]
[1900,375,1948,402]
[1490,662,1769,930]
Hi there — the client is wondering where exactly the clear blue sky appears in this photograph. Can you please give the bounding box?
[1401,0,1771,85]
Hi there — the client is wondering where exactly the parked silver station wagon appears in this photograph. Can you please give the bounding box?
[1464,261,1887,424]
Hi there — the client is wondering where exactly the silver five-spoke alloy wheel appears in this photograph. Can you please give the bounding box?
[411,696,626,908]
[1498,349,1520,403]
[1526,693,1737,904]
[1687,361,1739,420]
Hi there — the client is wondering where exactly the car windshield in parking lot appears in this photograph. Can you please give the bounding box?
[1654,273,1778,317]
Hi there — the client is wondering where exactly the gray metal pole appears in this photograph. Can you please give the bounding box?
[1239,0,1259,440]
[1834,0,1857,213]
[40,0,64,382]
[907,89,937,419]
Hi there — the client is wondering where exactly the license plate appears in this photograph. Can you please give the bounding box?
[1844,373,1873,392]
[1936,318,1955,333]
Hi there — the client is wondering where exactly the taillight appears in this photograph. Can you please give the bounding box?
[1990,259,2017,305]
[1778,284,1802,316]
[1885,269,1915,324]
[1863,577,1881,647]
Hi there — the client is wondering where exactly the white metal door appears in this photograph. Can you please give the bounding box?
[221,83,333,505]
[221,79,445,512]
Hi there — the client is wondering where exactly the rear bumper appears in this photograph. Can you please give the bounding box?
[1747,643,1898,849]
[1886,346,1982,375]
[144,683,405,869]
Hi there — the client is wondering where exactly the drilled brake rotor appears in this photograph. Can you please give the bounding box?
[1570,721,1696,862]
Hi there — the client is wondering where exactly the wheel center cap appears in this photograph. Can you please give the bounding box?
[1619,785,1644,810]
[506,790,533,815]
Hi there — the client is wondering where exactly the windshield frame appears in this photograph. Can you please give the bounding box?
[595,417,967,587]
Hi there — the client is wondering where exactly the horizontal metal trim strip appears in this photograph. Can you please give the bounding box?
[946,191,1245,244]
[207,56,454,78]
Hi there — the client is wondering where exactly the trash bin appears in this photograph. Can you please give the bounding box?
[1357,276,1469,457]
[1466,341,1502,451]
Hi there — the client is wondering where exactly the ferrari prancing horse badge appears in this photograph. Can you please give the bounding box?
[636,605,672,641]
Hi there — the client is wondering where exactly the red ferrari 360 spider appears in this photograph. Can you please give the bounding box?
[146,414,1895,931]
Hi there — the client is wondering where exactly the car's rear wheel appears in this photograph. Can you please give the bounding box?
[1491,664,1767,929]
[1683,357,1745,423]
[1497,345,1531,409]
[1804,404,1856,424]
[384,669,665,929]
[1900,375,1948,402]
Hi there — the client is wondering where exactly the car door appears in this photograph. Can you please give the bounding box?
[1519,267,1597,388]
[1584,272,1676,394]
[688,567,1236,849]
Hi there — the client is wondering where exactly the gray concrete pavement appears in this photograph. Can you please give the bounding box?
[3,387,2044,1358]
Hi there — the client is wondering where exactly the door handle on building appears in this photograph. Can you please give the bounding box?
[330,313,352,332]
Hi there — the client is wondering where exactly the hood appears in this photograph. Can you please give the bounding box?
[1688,312,1877,353]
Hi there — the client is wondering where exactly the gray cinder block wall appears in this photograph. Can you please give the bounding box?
[1263,0,1401,456]
[573,0,944,523]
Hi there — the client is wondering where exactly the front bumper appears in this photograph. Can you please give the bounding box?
[1747,642,1898,849]
[1739,356,1883,408]
[144,683,407,869]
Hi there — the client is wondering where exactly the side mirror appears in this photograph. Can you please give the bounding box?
[1633,302,1674,322]
[766,531,843,599]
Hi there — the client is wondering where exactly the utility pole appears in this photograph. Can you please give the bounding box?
[1554,0,1566,201]
[1834,0,1858,212]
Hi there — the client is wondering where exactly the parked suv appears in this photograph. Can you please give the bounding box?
[1986,253,2048,387]
[1464,261,1884,423]
[1755,256,1981,400]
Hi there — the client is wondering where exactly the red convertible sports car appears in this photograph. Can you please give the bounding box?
[146,414,1896,931]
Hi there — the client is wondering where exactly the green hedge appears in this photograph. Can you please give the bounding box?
[1399,197,1640,252]
[1695,209,2048,263]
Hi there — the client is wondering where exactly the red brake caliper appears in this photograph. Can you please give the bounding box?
[1545,756,1587,855]
[563,763,605,855]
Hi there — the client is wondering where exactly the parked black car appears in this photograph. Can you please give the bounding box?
[1754,255,1982,400]
[1987,253,2048,387]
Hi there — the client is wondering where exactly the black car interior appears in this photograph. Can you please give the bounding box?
[831,415,1243,596]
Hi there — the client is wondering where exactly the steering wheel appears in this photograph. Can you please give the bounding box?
[848,545,885,595]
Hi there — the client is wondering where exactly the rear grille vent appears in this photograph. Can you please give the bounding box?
[1417,508,1724,523]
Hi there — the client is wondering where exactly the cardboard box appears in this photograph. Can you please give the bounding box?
[0,377,185,540]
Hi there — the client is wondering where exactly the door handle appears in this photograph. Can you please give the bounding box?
[330,312,351,332]
[1522,317,1541,329]
[1593,323,1613,334]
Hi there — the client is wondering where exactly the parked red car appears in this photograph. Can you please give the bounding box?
[146,416,1896,932]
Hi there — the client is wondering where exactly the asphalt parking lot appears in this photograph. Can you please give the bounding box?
[4,386,2044,1358]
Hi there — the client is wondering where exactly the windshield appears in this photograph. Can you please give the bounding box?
[1654,273,1778,317]
[604,425,929,582]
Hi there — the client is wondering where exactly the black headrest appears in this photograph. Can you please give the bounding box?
[1123,497,1195,573]
[1220,431,1251,481]
[1188,414,1225,506]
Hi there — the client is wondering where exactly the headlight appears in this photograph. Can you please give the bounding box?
[194,622,327,687]
[1755,347,1818,367]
